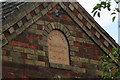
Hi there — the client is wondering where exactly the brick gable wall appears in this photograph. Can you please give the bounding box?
[2,4,105,78]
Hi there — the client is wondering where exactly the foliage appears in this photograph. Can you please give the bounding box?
[99,48,120,79]
[92,0,120,22]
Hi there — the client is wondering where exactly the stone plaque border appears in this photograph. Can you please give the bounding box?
[42,22,74,69]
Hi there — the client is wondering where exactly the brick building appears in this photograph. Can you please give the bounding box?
[1,2,120,78]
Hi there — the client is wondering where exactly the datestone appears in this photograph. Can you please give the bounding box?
[48,30,69,65]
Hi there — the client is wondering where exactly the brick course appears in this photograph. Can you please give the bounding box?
[2,2,118,78]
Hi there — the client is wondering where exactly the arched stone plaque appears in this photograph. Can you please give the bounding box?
[48,30,69,65]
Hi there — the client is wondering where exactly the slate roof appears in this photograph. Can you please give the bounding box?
[2,2,25,19]
[1,2,120,66]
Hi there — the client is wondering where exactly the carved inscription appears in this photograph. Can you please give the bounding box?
[48,30,69,65]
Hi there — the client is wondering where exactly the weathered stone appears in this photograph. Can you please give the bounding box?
[70,51,76,56]
[41,8,48,16]
[95,32,100,38]
[43,3,48,8]
[33,13,42,22]
[13,46,24,53]
[69,4,74,11]
[90,59,99,65]
[8,27,14,34]
[11,51,21,57]
[104,40,109,47]
[24,19,33,28]
[48,30,70,65]
[27,54,37,60]
[72,67,86,73]
[17,11,26,20]
[70,46,79,52]
[35,61,46,67]
[30,24,37,29]
[78,13,83,20]
[36,20,44,25]
[96,70,103,76]
[3,45,13,50]
[71,56,80,61]
[24,48,34,54]
[25,59,35,65]
[86,23,92,29]
[25,3,36,13]
[35,50,45,56]
[3,56,12,62]
[17,20,23,27]
[12,57,24,64]
[2,24,10,32]
[38,40,47,46]
[34,8,40,14]
[79,58,89,63]
[2,38,8,46]
[27,28,43,35]
[15,26,25,35]
[50,22,55,29]
[7,32,17,41]
[26,13,32,20]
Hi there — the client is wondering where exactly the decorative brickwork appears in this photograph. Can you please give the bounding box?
[2,2,119,78]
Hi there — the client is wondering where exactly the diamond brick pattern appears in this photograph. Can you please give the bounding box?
[2,2,119,79]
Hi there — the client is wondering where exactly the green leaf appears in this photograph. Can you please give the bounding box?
[93,11,97,17]
[112,16,116,22]
[115,8,120,12]
[97,12,100,17]
[111,12,116,15]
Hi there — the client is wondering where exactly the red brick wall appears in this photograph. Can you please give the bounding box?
[2,3,105,78]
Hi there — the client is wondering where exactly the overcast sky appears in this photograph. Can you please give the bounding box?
[0,0,118,43]
[77,0,118,43]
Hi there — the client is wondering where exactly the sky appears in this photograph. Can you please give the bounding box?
[0,0,118,43]
[77,0,118,43]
